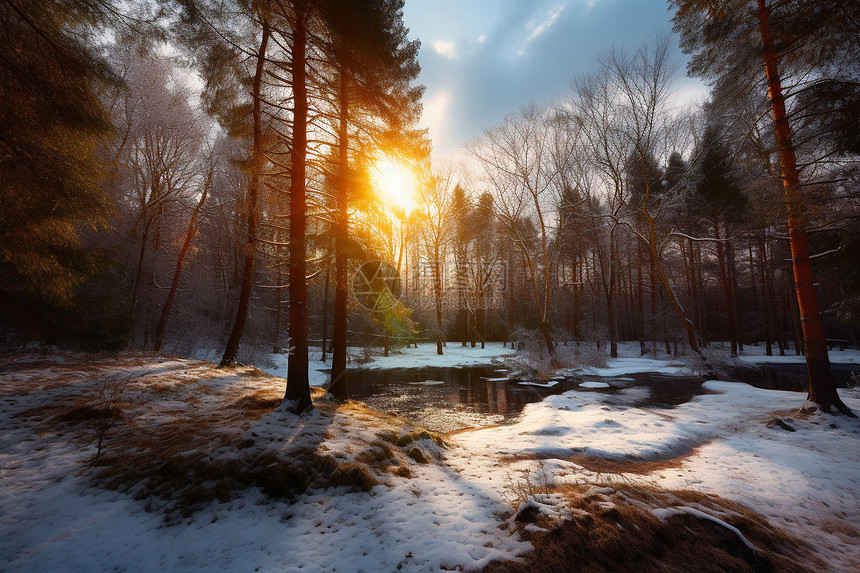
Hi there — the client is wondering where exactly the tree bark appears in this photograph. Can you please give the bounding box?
[219,21,269,368]
[756,0,852,415]
[284,7,311,412]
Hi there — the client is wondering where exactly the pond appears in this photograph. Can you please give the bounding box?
[342,365,572,433]
[729,362,860,392]
[343,362,860,433]
[343,366,710,433]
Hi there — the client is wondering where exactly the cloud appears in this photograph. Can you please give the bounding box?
[404,0,699,162]
[525,4,565,44]
[433,40,457,58]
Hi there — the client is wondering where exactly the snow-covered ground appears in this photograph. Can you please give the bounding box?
[2,345,860,571]
[0,352,529,572]
[452,344,860,572]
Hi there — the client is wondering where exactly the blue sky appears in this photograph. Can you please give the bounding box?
[401,0,707,162]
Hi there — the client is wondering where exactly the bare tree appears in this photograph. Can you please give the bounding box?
[601,38,702,356]
[468,105,560,355]
[110,53,207,347]
[416,166,456,355]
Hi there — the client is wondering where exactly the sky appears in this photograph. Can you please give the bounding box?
[401,0,708,164]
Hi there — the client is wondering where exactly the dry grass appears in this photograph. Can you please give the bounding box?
[4,353,440,522]
[487,482,823,573]
[500,442,710,478]
[377,428,447,448]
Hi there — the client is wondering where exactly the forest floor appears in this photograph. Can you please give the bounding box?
[1,345,859,572]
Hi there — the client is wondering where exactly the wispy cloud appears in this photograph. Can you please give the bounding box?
[525,4,565,44]
[433,40,457,58]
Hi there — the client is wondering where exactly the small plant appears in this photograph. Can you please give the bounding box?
[504,461,554,505]
[91,375,131,465]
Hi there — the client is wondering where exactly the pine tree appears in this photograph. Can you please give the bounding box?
[0,0,120,306]
[323,0,425,398]
[671,0,859,414]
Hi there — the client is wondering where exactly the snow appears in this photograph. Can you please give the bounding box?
[344,343,514,371]
[452,356,860,571]
[0,353,528,573]
[247,343,514,388]
[3,345,860,571]
[578,381,610,389]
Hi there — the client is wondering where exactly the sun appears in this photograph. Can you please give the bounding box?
[372,156,417,216]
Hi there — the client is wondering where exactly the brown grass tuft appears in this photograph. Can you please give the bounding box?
[330,463,378,492]
[485,482,823,573]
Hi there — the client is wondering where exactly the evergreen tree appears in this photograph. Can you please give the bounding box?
[671,0,859,414]
[323,0,425,398]
[0,0,120,305]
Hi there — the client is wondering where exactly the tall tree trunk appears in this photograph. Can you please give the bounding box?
[650,248,657,355]
[638,158,700,356]
[537,204,555,356]
[756,0,851,415]
[284,8,311,412]
[154,169,211,352]
[321,266,329,362]
[713,217,738,356]
[433,248,444,355]
[758,236,774,356]
[274,261,283,352]
[607,227,618,358]
[637,243,646,355]
[686,236,701,346]
[131,213,153,344]
[642,219,699,355]
[330,70,350,399]
[219,22,269,368]
[728,240,743,353]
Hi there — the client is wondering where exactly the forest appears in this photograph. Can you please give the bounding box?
[3,1,860,571]
[1,0,859,410]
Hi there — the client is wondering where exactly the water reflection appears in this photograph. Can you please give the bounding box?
[344,366,572,433]
[342,362,860,433]
[343,367,712,433]
[729,363,860,391]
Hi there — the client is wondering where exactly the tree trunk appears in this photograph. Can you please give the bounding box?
[274,260,284,352]
[756,0,852,415]
[219,22,269,368]
[713,217,738,356]
[758,236,773,356]
[637,243,646,355]
[154,169,211,352]
[284,8,311,412]
[321,266,329,362]
[606,226,618,358]
[433,250,444,355]
[644,218,699,355]
[330,69,350,399]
